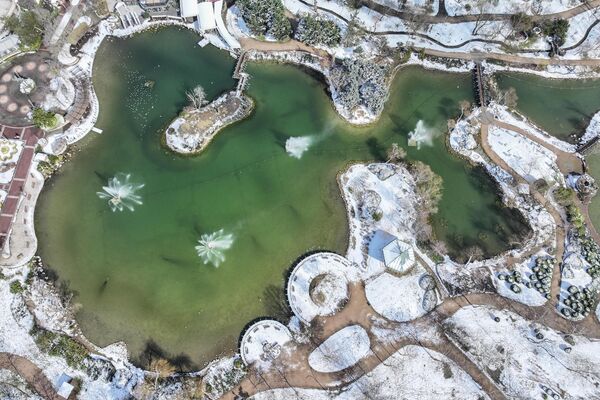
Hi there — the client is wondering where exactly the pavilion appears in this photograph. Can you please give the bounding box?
[383,239,415,273]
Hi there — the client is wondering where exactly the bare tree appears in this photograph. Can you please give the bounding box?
[186,85,208,109]
[387,142,406,163]
[471,0,493,36]
[149,358,176,389]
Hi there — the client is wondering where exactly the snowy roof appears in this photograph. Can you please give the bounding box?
[180,0,198,18]
[240,320,291,368]
[383,239,415,273]
[287,252,354,323]
[197,1,217,31]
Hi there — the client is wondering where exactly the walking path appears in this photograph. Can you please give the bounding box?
[0,126,44,265]
[362,0,600,24]
[0,352,61,400]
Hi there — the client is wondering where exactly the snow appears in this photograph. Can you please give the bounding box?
[240,320,292,370]
[488,125,562,185]
[445,0,581,16]
[370,0,439,15]
[287,252,356,323]
[581,110,600,145]
[340,163,418,275]
[0,275,142,400]
[597,302,600,322]
[0,139,23,184]
[252,345,489,399]
[444,305,600,399]
[308,325,370,373]
[365,264,438,322]
[488,103,577,153]
[492,254,548,306]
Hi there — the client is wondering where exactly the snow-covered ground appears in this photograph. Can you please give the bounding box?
[308,325,371,373]
[444,305,600,399]
[341,163,418,276]
[365,264,438,322]
[581,110,600,144]
[251,345,490,399]
[0,272,142,400]
[488,125,563,185]
[492,254,549,306]
[445,0,582,16]
[287,252,357,323]
[240,320,292,370]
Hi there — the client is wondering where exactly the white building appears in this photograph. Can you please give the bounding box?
[178,0,240,48]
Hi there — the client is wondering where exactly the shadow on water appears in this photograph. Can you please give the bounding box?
[366,137,386,161]
[136,339,196,371]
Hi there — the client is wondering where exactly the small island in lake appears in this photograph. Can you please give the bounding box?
[164,86,253,154]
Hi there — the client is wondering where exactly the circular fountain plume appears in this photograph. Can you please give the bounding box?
[97,173,144,212]
[408,120,439,149]
[195,229,234,267]
[285,136,314,159]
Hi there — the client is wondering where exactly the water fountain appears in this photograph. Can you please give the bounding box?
[285,136,314,159]
[408,120,439,149]
[195,229,235,267]
[97,173,144,212]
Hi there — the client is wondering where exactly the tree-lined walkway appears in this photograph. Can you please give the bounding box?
[0,353,61,400]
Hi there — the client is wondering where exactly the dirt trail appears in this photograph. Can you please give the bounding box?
[0,352,62,400]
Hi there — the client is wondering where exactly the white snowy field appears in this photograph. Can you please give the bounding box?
[492,255,548,307]
[444,305,600,399]
[251,345,489,399]
[365,263,437,322]
[308,325,371,373]
[488,125,562,185]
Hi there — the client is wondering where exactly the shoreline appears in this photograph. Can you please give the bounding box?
[2,14,600,399]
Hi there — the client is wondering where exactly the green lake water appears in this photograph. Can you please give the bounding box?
[36,27,529,368]
[496,72,600,142]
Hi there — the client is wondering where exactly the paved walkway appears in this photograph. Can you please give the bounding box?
[0,352,61,400]
[0,126,44,262]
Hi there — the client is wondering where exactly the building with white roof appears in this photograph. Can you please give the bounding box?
[178,0,240,48]
[383,239,415,273]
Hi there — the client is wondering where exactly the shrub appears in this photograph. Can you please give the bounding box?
[295,15,341,47]
[554,187,575,206]
[409,161,443,215]
[4,10,44,50]
[9,280,23,294]
[510,12,534,34]
[237,0,291,41]
[542,18,569,46]
[34,328,89,369]
[566,204,586,236]
[32,108,57,129]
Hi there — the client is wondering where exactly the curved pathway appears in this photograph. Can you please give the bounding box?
[0,353,61,400]
[362,0,600,24]
[297,0,600,55]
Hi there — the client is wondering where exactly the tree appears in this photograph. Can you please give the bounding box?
[148,358,176,389]
[4,10,44,50]
[32,108,57,129]
[237,0,291,41]
[186,86,207,109]
[409,161,443,214]
[500,87,518,109]
[387,143,406,163]
[295,14,341,47]
[510,12,534,35]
